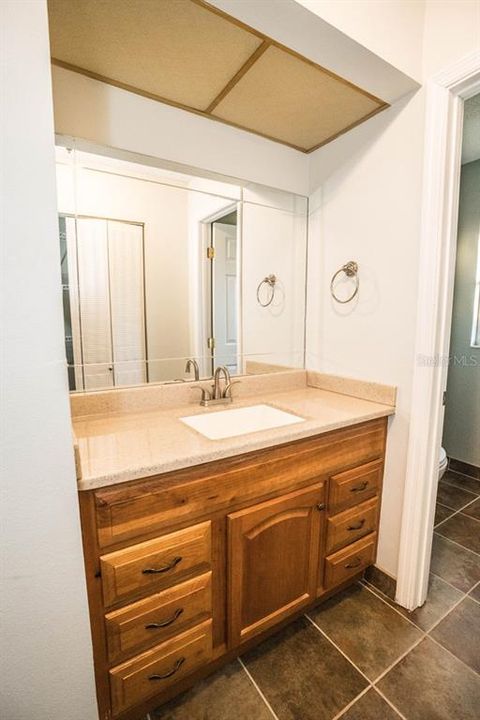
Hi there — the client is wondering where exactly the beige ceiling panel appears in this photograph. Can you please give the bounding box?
[47,0,262,110]
[211,45,385,151]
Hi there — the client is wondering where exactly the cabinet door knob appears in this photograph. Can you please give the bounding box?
[142,556,182,574]
[316,503,326,511]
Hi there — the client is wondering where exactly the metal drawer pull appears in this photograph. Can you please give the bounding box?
[347,519,366,531]
[350,481,369,493]
[145,608,184,629]
[345,558,362,569]
[142,556,182,575]
[148,657,185,681]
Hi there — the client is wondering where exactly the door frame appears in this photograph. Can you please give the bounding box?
[198,202,242,375]
[396,50,480,610]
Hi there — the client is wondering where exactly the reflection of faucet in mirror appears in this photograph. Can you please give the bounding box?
[193,366,239,407]
[185,358,200,381]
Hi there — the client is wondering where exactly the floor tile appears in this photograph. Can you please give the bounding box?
[435,513,480,554]
[377,637,480,720]
[152,661,273,720]
[442,469,480,495]
[469,583,480,601]
[430,596,480,673]
[363,565,396,600]
[463,497,480,520]
[309,583,421,680]
[434,503,455,526]
[447,461,480,481]
[339,688,401,719]
[436,479,477,509]
[430,533,480,591]
[383,573,463,631]
[242,616,367,720]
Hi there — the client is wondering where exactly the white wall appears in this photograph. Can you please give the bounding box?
[443,160,480,467]
[51,65,309,196]
[0,2,98,719]
[305,0,480,577]
[296,0,425,80]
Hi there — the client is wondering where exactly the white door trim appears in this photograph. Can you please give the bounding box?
[396,50,480,610]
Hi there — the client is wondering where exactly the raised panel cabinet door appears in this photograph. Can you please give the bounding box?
[227,483,325,647]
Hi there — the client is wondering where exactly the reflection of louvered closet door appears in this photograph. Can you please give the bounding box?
[76,218,146,390]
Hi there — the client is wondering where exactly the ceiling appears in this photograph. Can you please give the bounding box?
[47,0,389,154]
[462,93,480,165]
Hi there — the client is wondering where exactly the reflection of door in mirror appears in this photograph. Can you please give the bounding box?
[211,212,238,375]
[59,214,147,391]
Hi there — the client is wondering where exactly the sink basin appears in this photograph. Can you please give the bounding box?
[180,404,305,440]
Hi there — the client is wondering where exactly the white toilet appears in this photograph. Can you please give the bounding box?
[439,447,448,481]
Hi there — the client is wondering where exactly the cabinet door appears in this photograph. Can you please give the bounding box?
[227,483,325,647]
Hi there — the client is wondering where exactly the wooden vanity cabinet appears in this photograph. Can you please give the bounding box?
[79,417,387,720]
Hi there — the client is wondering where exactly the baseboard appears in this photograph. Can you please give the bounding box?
[364,565,397,601]
[448,457,480,480]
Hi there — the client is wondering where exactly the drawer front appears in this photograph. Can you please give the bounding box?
[329,459,383,514]
[105,572,212,663]
[100,522,211,607]
[110,619,212,716]
[324,533,377,589]
[95,420,387,547]
[326,497,378,554]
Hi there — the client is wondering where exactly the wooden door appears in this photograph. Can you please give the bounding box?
[227,483,325,647]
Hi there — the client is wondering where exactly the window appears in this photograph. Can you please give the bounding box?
[471,233,480,348]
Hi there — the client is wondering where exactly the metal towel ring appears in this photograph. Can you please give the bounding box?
[330,261,359,304]
[256,274,277,307]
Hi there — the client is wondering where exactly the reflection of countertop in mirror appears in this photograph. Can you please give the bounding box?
[73,371,396,491]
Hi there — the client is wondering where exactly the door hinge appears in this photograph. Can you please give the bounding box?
[207,337,216,350]
[442,390,447,406]
[207,246,215,259]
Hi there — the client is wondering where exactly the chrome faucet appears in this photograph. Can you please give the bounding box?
[192,365,238,407]
[185,358,200,381]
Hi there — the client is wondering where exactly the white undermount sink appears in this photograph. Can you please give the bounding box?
[180,403,305,440]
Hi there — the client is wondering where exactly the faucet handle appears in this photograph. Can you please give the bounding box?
[223,380,240,399]
[190,385,212,402]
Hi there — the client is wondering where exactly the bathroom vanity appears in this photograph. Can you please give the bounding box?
[75,375,393,720]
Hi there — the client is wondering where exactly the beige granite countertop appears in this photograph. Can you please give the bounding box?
[73,379,395,491]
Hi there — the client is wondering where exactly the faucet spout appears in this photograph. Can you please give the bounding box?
[213,365,231,399]
[185,358,200,381]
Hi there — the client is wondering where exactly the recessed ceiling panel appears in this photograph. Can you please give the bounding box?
[211,45,385,151]
[47,0,263,110]
[48,0,389,152]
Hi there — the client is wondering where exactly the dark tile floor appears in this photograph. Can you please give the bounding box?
[149,469,480,720]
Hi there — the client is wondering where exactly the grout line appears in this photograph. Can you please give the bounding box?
[424,586,468,633]
[305,613,372,684]
[427,633,480,677]
[428,570,470,595]
[330,686,371,720]
[434,494,480,530]
[360,580,424,632]
[237,657,280,720]
[374,687,408,719]
[467,581,480,605]
[445,467,480,483]
[433,530,480,558]
[371,635,426,685]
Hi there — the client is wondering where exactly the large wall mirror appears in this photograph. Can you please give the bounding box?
[55,144,307,392]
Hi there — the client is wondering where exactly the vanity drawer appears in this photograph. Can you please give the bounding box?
[100,522,211,607]
[105,572,212,663]
[110,619,212,716]
[328,459,382,514]
[324,533,377,589]
[326,497,378,554]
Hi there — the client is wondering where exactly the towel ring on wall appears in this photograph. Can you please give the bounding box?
[256,274,277,307]
[330,261,359,304]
